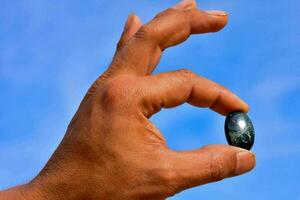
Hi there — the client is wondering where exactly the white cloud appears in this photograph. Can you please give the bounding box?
[251,76,300,102]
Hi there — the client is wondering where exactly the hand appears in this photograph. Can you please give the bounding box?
[1,0,255,199]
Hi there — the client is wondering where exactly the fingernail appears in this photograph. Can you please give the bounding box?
[235,151,256,175]
[205,10,228,16]
[173,0,195,9]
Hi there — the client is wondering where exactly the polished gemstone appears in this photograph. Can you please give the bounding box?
[224,112,255,150]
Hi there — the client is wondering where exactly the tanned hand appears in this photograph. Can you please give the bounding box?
[0,0,255,199]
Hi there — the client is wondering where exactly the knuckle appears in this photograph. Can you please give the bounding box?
[101,77,135,107]
[134,25,156,41]
[178,68,193,74]
[182,9,193,18]
[158,169,178,183]
[209,151,225,182]
[177,68,195,79]
[134,8,186,45]
[153,168,180,196]
[134,8,181,42]
[202,144,238,182]
[103,80,125,102]
[155,8,178,18]
[156,8,188,25]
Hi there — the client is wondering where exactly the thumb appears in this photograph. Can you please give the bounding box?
[168,145,255,192]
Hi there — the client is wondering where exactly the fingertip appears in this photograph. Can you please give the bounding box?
[226,91,250,115]
[171,144,255,188]
[190,9,228,34]
[235,150,256,175]
[226,146,256,174]
[131,14,143,27]
[209,90,249,116]
[234,95,250,113]
[123,13,142,33]
[116,13,143,51]
[203,10,229,32]
[121,14,133,33]
[243,102,250,113]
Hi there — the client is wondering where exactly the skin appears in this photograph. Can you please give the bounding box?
[0,0,256,199]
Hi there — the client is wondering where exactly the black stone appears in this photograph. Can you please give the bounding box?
[224,112,255,150]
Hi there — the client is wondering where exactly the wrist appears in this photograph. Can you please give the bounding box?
[0,183,42,200]
[0,163,102,200]
[0,173,92,200]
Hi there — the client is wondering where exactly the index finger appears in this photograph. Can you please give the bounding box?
[111,7,228,76]
[138,69,249,118]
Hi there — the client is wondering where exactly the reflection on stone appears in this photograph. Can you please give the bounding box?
[224,112,255,150]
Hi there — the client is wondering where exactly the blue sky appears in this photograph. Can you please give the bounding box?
[1,0,300,199]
